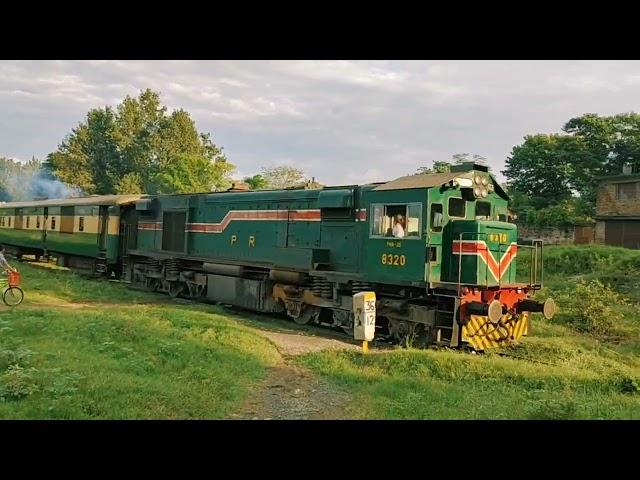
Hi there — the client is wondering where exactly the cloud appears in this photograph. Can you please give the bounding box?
[1,60,640,186]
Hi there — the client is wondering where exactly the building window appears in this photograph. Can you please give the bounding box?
[79,217,85,232]
[617,182,638,200]
[448,197,466,218]
[51,217,56,230]
[370,203,422,239]
[475,201,492,220]
[430,204,443,232]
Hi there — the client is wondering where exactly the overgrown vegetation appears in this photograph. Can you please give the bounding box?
[298,245,640,419]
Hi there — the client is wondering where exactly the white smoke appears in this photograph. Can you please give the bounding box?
[30,174,83,199]
[0,166,83,201]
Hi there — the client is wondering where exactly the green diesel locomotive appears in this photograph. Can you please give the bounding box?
[0,163,555,350]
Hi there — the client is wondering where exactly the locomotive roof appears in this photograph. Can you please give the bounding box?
[0,194,145,209]
[374,172,460,191]
[374,170,509,199]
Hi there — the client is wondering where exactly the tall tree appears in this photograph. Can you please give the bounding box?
[260,166,308,189]
[46,89,235,195]
[563,112,640,175]
[503,134,584,209]
[243,174,269,190]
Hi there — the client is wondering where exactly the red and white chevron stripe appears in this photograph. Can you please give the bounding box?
[452,240,517,281]
[138,209,322,234]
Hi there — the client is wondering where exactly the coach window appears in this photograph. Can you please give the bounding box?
[370,203,422,239]
[430,204,443,232]
[448,197,466,218]
[79,217,85,232]
[475,201,491,220]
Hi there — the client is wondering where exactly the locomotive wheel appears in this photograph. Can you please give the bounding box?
[293,305,320,325]
[388,318,412,346]
[169,283,185,299]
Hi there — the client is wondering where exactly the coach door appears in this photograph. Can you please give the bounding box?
[98,206,109,251]
[42,207,48,244]
[14,209,23,230]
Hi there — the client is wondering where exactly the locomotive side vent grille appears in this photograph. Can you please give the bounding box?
[312,277,333,299]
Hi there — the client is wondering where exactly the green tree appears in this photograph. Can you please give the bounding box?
[153,153,235,194]
[563,112,640,184]
[503,134,586,209]
[46,89,235,195]
[415,160,453,175]
[260,166,308,189]
[243,174,269,190]
[114,173,143,194]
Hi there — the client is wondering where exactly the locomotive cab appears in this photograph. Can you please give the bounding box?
[363,162,554,350]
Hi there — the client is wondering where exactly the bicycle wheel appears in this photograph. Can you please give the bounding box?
[3,287,24,307]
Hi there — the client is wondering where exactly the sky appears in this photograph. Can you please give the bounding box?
[1,60,640,186]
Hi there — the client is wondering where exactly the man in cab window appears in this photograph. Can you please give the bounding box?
[392,214,405,238]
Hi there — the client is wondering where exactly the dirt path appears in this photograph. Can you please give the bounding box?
[230,329,358,420]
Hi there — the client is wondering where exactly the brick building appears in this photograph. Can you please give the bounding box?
[595,164,640,248]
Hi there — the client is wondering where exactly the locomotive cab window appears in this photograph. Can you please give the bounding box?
[475,201,492,220]
[370,203,422,239]
[430,203,443,232]
[448,197,466,218]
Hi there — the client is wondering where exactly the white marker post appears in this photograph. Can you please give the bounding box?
[353,291,376,353]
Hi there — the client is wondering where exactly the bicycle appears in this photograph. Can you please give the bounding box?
[1,270,24,307]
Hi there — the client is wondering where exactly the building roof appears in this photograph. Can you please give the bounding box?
[0,194,145,209]
[595,173,640,183]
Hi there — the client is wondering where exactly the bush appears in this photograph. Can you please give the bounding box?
[553,279,627,336]
[0,364,39,400]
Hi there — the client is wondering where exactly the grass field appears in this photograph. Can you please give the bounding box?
[298,245,640,419]
[0,262,280,419]
[0,245,639,419]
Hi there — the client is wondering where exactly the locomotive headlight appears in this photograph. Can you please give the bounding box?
[488,183,494,193]
[473,186,482,197]
[481,177,488,186]
[481,188,488,198]
[474,175,482,185]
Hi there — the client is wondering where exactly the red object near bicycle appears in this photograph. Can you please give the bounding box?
[8,271,20,287]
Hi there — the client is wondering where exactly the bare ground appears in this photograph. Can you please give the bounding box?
[230,328,358,420]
